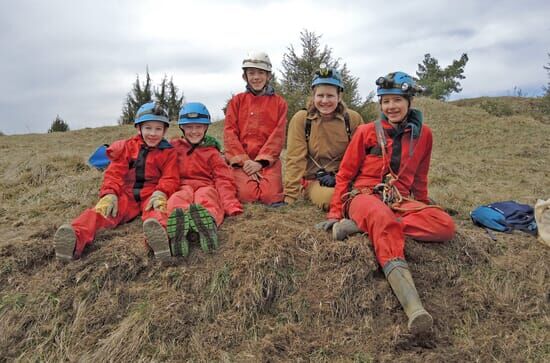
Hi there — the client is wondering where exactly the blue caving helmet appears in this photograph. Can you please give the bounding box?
[311,63,344,91]
[178,102,211,125]
[376,71,424,97]
[135,101,170,126]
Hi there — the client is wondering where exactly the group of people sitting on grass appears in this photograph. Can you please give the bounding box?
[53,51,455,335]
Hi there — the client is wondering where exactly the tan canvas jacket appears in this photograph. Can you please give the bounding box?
[284,109,363,202]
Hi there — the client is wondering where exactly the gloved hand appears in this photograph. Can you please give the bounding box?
[145,190,167,212]
[315,219,338,231]
[95,194,118,218]
[318,173,336,187]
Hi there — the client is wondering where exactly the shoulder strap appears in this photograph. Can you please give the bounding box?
[344,112,351,141]
[305,118,312,143]
[374,119,386,148]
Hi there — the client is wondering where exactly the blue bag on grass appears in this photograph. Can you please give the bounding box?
[87,144,110,170]
[470,201,538,237]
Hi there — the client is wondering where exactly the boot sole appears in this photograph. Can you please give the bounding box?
[332,219,361,241]
[54,225,76,261]
[408,309,433,335]
[188,204,218,252]
[167,208,190,257]
[143,219,171,261]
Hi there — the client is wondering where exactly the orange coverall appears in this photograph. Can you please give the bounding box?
[166,136,243,226]
[327,112,455,266]
[71,136,179,257]
[224,90,287,204]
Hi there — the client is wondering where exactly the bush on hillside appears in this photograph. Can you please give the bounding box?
[48,115,70,133]
[480,99,514,117]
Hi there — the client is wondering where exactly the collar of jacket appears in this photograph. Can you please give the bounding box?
[380,108,423,139]
[308,109,346,122]
[245,84,275,96]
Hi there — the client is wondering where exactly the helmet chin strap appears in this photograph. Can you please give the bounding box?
[136,124,148,146]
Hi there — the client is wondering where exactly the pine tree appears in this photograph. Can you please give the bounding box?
[154,75,168,111]
[279,29,374,121]
[166,77,185,122]
[543,53,550,95]
[416,53,469,100]
[119,68,153,125]
[48,115,70,133]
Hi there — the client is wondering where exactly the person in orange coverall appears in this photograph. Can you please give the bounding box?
[321,72,455,335]
[53,101,179,261]
[165,102,243,256]
[224,51,288,206]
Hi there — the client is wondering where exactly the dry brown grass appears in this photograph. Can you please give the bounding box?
[0,99,549,361]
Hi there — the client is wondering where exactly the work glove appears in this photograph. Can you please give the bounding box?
[315,219,338,231]
[145,190,167,212]
[95,194,118,218]
[318,173,336,187]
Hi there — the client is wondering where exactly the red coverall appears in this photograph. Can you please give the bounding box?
[327,114,455,267]
[224,90,288,204]
[71,135,179,257]
[166,136,243,226]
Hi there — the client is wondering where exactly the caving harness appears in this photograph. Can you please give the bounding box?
[342,118,443,214]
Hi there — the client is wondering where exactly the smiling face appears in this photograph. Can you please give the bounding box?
[243,67,269,92]
[313,84,341,116]
[138,121,167,147]
[180,123,208,144]
[380,94,410,124]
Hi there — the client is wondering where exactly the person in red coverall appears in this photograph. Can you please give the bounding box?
[224,51,288,206]
[166,102,243,256]
[54,102,179,261]
[320,72,455,334]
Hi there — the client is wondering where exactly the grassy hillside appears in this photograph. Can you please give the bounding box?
[1,98,549,361]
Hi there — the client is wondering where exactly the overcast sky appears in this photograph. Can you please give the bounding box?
[1,0,549,135]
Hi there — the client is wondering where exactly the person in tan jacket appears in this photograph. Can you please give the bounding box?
[284,65,363,210]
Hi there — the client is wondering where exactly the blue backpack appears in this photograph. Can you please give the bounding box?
[87,144,110,170]
[470,201,538,237]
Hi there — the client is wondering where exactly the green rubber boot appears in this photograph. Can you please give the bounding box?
[166,208,190,257]
[188,204,218,253]
[383,259,433,334]
[143,218,171,261]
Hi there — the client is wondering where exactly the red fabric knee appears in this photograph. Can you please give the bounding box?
[167,186,194,213]
[232,167,260,203]
[399,201,456,242]
[193,186,225,226]
[258,160,284,205]
[348,194,405,266]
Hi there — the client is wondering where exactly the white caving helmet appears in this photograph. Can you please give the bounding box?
[242,51,272,72]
